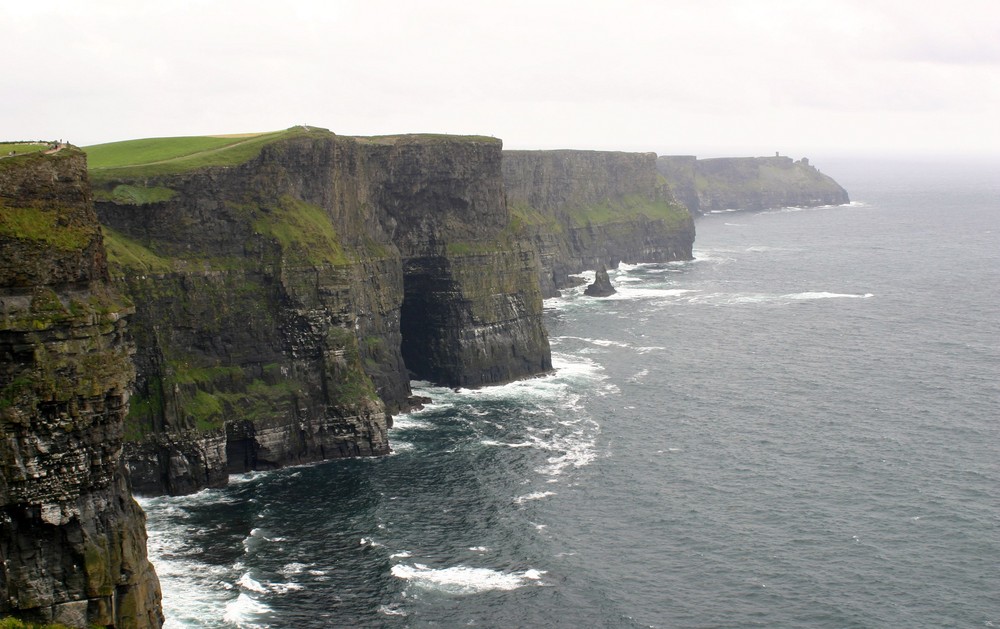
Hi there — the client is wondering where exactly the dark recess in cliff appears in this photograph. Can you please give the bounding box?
[90,129,552,495]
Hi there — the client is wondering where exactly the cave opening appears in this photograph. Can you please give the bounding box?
[398,261,454,386]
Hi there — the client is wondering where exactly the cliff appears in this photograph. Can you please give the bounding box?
[358,136,551,387]
[656,155,849,215]
[88,128,551,496]
[502,150,694,296]
[0,149,162,627]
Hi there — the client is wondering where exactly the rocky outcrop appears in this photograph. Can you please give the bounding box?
[656,154,849,214]
[584,265,616,297]
[502,150,695,296]
[91,129,551,495]
[0,149,162,627]
[361,136,551,387]
[94,131,397,495]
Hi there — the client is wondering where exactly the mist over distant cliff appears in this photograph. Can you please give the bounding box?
[503,149,694,297]
[656,154,849,214]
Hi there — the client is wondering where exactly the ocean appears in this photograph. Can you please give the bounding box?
[138,157,1000,628]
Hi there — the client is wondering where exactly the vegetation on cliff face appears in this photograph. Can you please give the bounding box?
[87,132,396,495]
[565,191,691,230]
[0,148,162,627]
[71,129,702,498]
[502,150,695,297]
[237,195,350,266]
[93,184,177,206]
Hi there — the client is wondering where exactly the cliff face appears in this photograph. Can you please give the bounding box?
[363,136,551,386]
[95,132,398,495]
[91,129,551,496]
[656,155,849,214]
[0,149,162,627]
[502,150,695,296]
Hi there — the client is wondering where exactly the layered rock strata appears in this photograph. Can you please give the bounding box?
[92,129,551,495]
[0,148,162,627]
[502,150,695,296]
[361,136,551,387]
[656,154,849,214]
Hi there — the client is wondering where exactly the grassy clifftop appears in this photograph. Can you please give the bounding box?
[85,126,332,181]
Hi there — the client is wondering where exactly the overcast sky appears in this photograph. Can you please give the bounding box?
[4,0,999,158]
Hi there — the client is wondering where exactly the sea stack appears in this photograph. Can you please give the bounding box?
[584,264,617,297]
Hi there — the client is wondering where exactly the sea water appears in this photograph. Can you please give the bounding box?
[139,157,1000,628]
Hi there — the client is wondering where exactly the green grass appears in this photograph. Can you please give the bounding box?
[567,194,690,229]
[168,362,243,386]
[101,227,174,273]
[0,205,95,250]
[93,184,177,205]
[85,126,330,181]
[188,389,224,430]
[247,195,350,266]
[0,142,50,156]
[508,202,564,234]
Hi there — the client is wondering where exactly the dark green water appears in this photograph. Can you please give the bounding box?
[141,158,1000,628]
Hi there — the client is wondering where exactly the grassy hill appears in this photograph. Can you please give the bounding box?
[85,126,330,181]
[0,142,51,156]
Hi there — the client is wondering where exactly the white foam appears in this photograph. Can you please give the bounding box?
[389,440,414,452]
[689,290,874,306]
[606,287,696,301]
[568,336,631,349]
[379,604,408,617]
[390,551,413,559]
[137,486,235,509]
[514,491,557,504]
[481,439,535,448]
[390,415,434,430]
[228,470,271,485]
[281,562,308,576]
[268,581,305,594]
[469,546,489,552]
[222,592,271,626]
[634,346,665,354]
[391,563,545,594]
[238,572,268,594]
[783,291,874,300]
[627,368,650,382]
[536,438,598,477]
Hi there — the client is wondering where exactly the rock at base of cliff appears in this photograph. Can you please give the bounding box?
[584,265,616,297]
